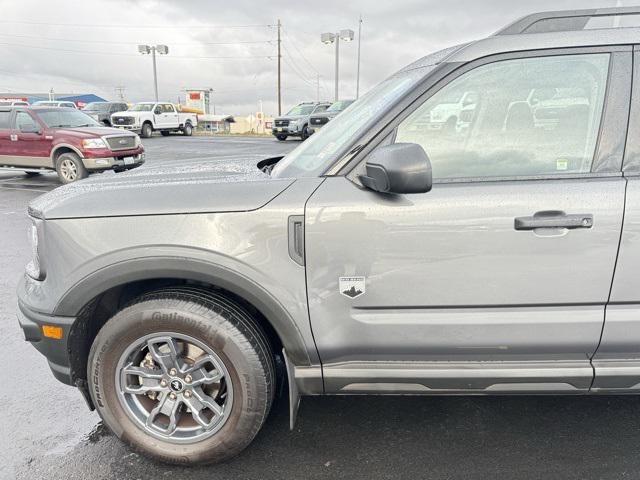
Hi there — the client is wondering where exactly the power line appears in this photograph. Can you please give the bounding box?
[282,28,320,76]
[0,32,273,46]
[0,20,274,29]
[0,42,273,59]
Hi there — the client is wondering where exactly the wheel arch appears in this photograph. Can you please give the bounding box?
[50,143,83,162]
[59,256,316,384]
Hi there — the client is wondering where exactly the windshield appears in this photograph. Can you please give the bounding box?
[130,103,155,112]
[286,104,315,116]
[271,44,465,178]
[327,100,354,112]
[34,102,57,106]
[38,110,100,128]
[83,102,109,112]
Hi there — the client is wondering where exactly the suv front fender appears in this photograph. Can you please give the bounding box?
[53,254,317,367]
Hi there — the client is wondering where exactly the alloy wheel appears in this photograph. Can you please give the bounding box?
[115,332,233,444]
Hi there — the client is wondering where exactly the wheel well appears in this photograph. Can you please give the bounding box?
[142,120,152,127]
[67,278,284,383]
[52,146,79,162]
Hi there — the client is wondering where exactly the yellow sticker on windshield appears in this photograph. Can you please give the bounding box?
[556,159,568,171]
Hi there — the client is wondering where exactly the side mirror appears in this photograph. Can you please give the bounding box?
[359,143,432,194]
[154,107,162,115]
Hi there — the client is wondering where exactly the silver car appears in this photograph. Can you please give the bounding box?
[17,6,640,465]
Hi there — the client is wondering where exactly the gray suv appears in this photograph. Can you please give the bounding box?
[82,102,129,126]
[272,101,331,141]
[17,7,640,465]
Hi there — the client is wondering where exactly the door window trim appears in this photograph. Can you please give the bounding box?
[339,46,632,184]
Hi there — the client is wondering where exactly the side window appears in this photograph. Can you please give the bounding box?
[163,104,174,113]
[0,111,10,129]
[396,53,610,179]
[313,105,329,113]
[14,112,37,131]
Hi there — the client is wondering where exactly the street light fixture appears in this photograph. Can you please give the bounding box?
[321,29,354,101]
[138,44,169,102]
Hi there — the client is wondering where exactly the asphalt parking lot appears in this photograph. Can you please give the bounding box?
[3,135,640,479]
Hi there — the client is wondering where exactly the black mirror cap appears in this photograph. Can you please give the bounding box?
[360,143,433,194]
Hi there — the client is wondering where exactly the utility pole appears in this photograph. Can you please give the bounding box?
[138,44,169,103]
[316,74,320,102]
[334,34,340,101]
[115,85,126,101]
[356,15,362,98]
[151,47,158,102]
[277,19,282,116]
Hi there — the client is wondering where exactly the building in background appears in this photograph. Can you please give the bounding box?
[0,92,107,108]
[184,88,213,114]
[198,114,235,133]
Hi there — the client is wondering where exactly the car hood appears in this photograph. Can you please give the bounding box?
[311,111,340,120]
[52,127,137,138]
[29,163,294,220]
[275,115,306,122]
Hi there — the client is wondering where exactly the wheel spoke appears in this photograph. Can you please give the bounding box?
[184,355,224,387]
[147,336,182,373]
[192,388,224,417]
[120,363,164,395]
[146,392,182,435]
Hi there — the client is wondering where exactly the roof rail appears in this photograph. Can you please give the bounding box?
[495,6,640,36]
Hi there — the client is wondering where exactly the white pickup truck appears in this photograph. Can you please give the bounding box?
[111,102,197,138]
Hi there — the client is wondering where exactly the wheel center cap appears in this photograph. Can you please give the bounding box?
[169,379,184,393]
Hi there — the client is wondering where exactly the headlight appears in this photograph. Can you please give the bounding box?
[25,221,43,280]
[82,138,108,149]
[134,135,142,147]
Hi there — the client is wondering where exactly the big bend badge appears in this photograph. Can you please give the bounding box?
[339,276,366,299]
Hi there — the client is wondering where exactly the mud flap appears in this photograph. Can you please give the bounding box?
[282,348,300,430]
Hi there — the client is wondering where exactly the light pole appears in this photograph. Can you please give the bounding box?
[138,44,169,102]
[321,29,354,101]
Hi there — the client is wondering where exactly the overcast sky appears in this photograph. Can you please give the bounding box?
[0,0,628,115]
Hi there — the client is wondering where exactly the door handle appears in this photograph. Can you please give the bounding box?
[514,210,593,231]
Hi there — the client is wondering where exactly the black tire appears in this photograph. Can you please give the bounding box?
[103,120,111,127]
[88,287,275,465]
[300,125,309,141]
[183,123,193,136]
[55,152,88,184]
[275,134,287,141]
[160,130,170,137]
[141,123,153,138]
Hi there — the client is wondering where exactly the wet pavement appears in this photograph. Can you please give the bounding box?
[3,135,640,479]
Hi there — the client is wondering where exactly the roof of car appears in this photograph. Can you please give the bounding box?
[443,7,640,64]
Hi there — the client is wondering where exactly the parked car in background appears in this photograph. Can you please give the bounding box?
[0,100,29,107]
[82,102,129,127]
[111,102,197,138]
[308,99,354,135]
[32,100,78,109]
[272,101,331,141]
[0,106,144,183]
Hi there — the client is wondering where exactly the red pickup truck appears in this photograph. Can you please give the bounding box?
[0,106,145,183]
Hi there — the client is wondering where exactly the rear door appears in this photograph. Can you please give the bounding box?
[305,48,630,394]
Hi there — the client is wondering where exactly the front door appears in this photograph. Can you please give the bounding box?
[305,50,628,394]
[12,111,51,167]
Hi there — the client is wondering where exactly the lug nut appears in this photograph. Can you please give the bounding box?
[185,375,192,383]
[184,390,192,398]
[169,368,178,376]
[160,379,167,387]
[169,392,177,400]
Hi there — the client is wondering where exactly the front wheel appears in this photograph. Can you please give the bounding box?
[300,125,309,141]
[183,123,193,136]
[275,134,287,141]
[141,123,153,138]
[55,152,88,184]
[88,288,275,465]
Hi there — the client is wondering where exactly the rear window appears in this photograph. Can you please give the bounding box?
[0,111,10,129]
